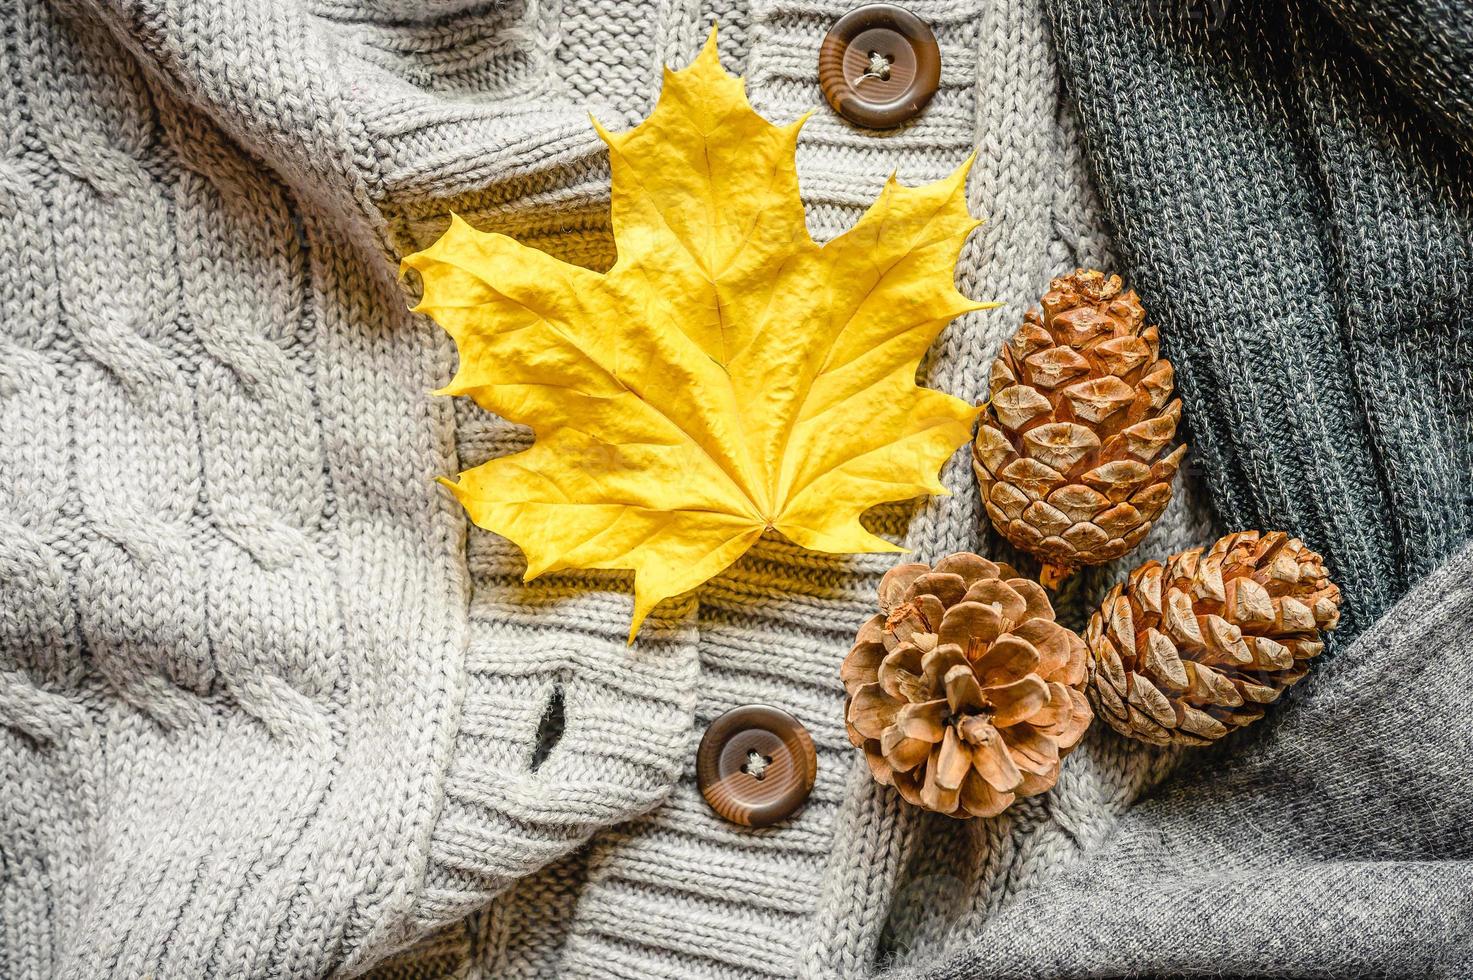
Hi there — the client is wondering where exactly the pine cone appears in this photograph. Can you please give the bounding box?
[1086,531,1342,746]
[842,553,1093,818]
[973,269,1186,586]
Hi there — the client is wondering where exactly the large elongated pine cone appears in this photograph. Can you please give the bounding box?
[842,553,1093,818]
[1086,531,1341,746]
[973,270,1186,586]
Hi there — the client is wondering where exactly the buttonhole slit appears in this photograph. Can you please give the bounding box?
[529,682,565,772]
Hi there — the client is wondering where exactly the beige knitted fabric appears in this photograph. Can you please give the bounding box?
[0,0,1214,977]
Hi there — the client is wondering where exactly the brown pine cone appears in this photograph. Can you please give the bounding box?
[842,553,1093,818]
[973,269,1186,587]
[1086,531,1342,746]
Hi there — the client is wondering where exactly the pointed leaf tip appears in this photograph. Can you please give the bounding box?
[685,23,727,78]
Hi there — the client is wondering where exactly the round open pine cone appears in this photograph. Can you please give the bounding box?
[1086,531,1342,746]
[842,553,1093,818]
[973,269,1186,587]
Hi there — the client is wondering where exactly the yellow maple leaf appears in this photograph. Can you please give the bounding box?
[405,31,996,640]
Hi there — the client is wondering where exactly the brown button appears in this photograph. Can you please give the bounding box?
[697,705,817,827]
[818,4,941,129]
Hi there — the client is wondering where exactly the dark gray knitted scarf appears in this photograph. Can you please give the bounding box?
[1048,0,1472,639]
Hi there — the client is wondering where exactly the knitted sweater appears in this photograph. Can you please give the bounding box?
[51,0,1473,972]
[1,0,1229,975]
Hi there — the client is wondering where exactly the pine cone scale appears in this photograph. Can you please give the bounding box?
[843,553,1094,818]
[1007,725,1059,773]
[1086,531,1341,746]
[967,726,1023,792]
[975,270,1185,582]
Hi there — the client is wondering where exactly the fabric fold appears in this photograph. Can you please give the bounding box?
[888,540,1473,979]
[1318,0,1473,152]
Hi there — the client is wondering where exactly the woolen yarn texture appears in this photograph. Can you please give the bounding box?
[1046,0,1473,637]
[0,0,1218,976]
[2,0,1464,976]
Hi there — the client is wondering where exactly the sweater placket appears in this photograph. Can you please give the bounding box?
[539,2,992,976]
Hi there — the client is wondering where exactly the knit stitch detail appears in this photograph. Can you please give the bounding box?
[2,0,1223,977]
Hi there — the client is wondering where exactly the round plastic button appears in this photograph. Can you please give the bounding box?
[696,705,817,827]
[818,4,941,129]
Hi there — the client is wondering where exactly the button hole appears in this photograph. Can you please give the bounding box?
[741,749,774,781]
[860,50,893,81]
[528,683,565,772]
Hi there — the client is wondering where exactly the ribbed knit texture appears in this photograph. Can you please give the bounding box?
[1044,0,1473,638]
[0,0,1220,977]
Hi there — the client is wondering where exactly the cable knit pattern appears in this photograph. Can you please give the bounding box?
[0,16,99,973]
[1,0,1220,977]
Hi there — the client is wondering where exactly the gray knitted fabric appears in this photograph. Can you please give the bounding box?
[890,4,1473,975]
[0,0,1225,977]
[1044,0,1473,638]
[894,539,1473,980]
